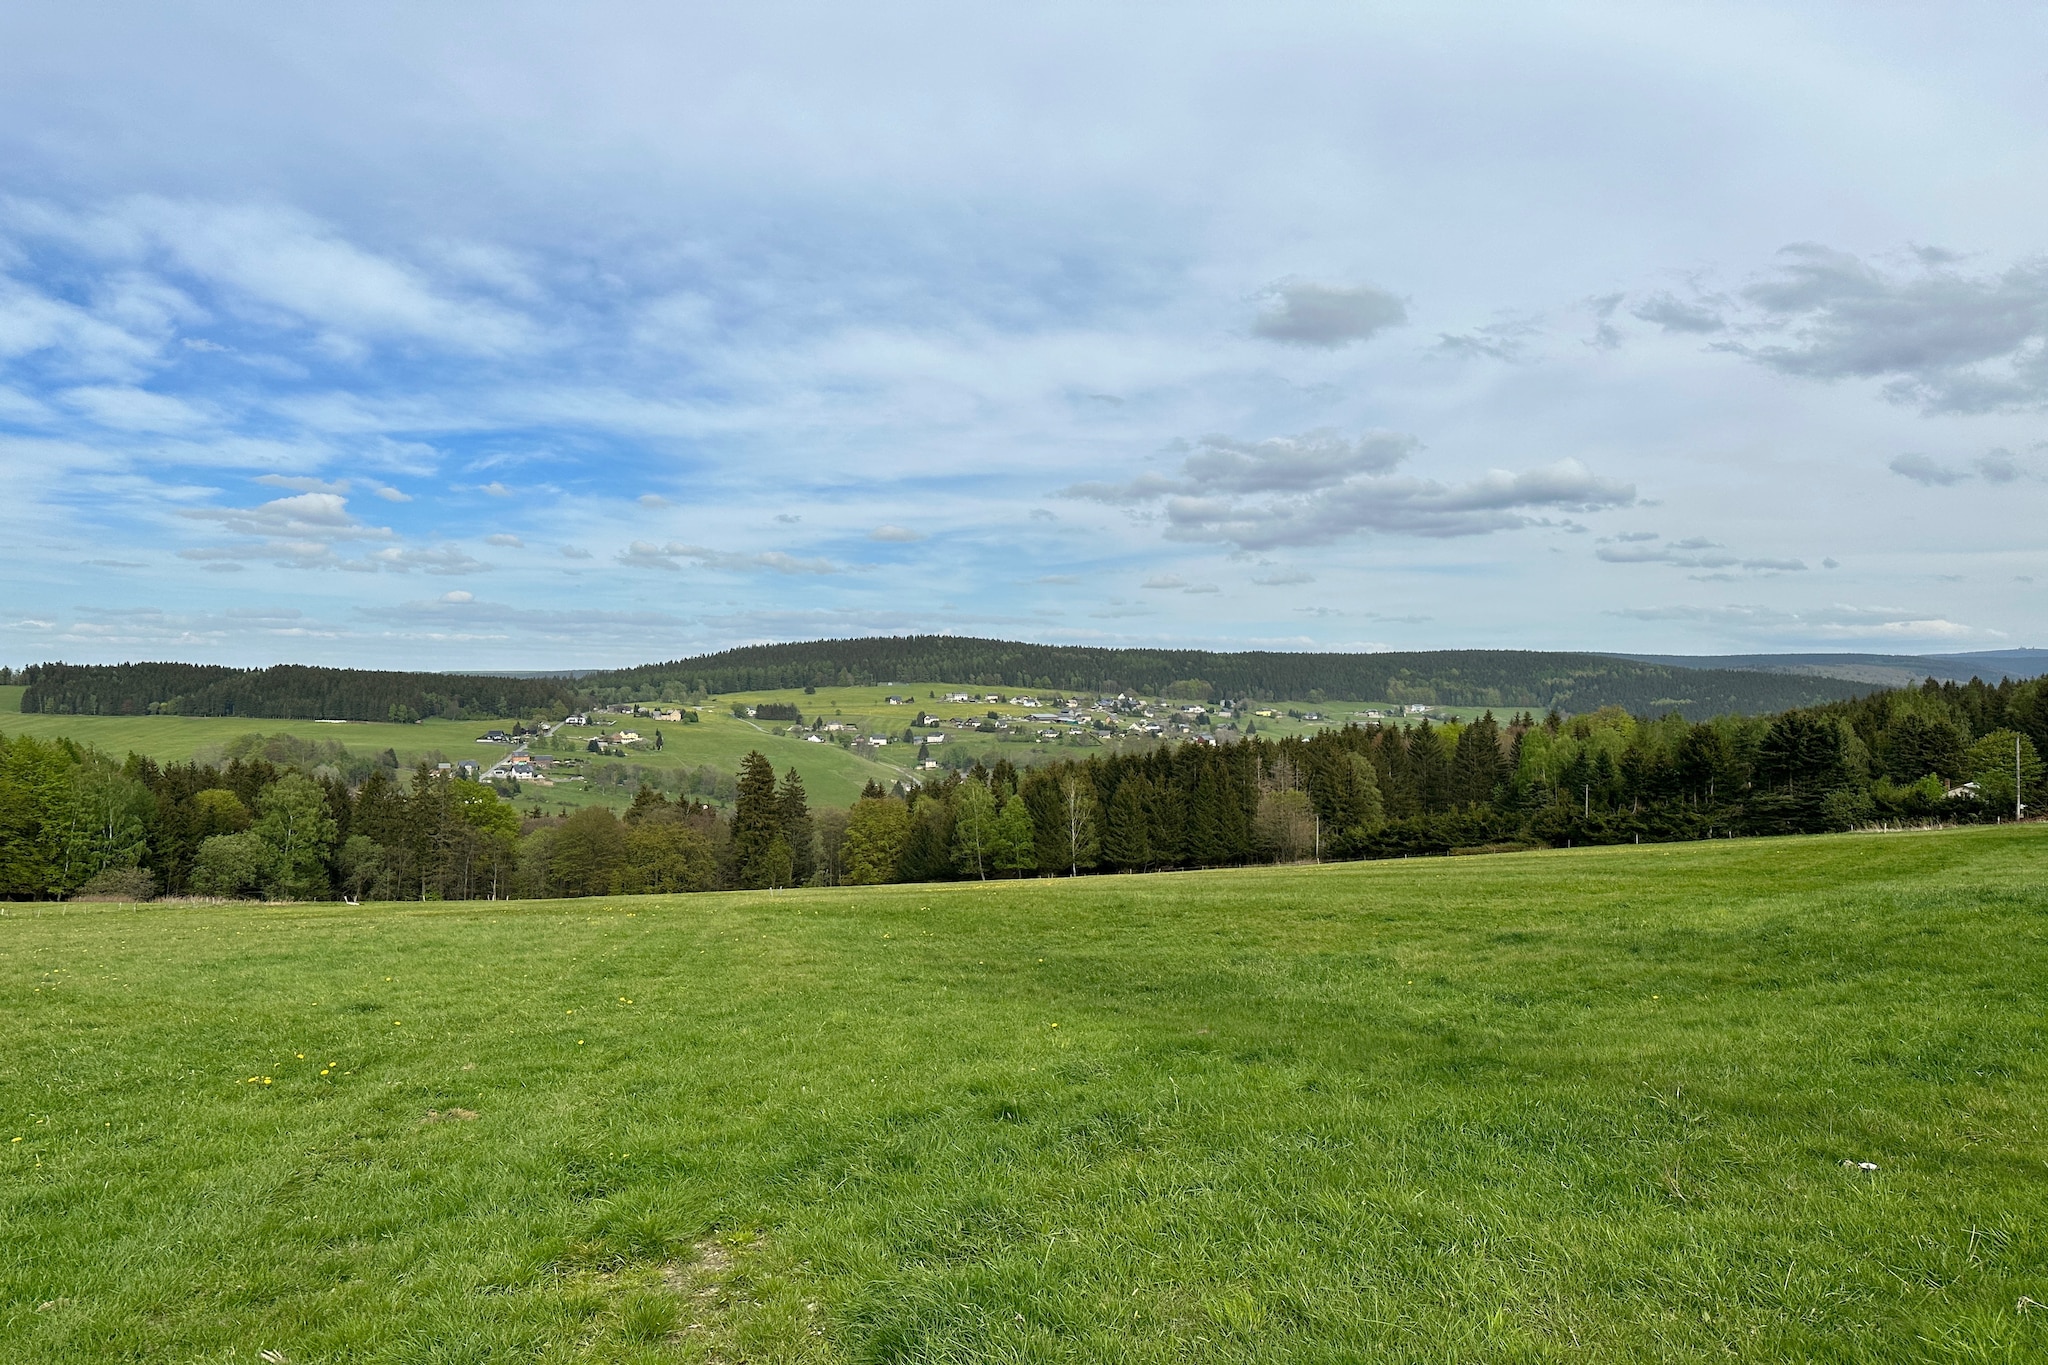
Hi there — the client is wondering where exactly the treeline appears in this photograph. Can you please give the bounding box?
[16,662,585,722]
[583,637,1873,716]
[5,675,2040,902]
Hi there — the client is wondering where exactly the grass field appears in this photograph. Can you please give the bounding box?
[6,828,2046,1361]
[0,687,910,810]
[0,680,1483,814]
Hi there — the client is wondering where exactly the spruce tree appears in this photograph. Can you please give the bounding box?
[1103,778,1152,870]
[729,750,780,888]
[777,768,815,885]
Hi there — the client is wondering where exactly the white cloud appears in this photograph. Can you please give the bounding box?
[255,473,349,494]
[869,524,922,542]
[618,540,839,574]
[43,198,539,354]
[59,384,213,432]
[1614,602,1989,644]
[485,533,524,547]
[179,491,391,541]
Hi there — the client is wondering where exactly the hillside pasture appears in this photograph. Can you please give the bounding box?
[5,827,2046,1361]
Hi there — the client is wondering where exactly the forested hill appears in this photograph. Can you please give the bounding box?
[17,662,583,721]
[585,637,1876,716]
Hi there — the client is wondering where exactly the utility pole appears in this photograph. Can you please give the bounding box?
[2020,733,2026,821]
[1583,783,1590,818]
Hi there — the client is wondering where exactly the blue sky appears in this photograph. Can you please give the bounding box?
[3,2,2046,668]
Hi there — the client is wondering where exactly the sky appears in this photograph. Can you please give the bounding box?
[2,2,2046,669]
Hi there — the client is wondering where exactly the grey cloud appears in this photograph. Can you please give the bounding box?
[618,540,838,574]
[1182,431,1414,493]
[1163,461,1633,550]
[1065,430,1414,504]
[1976,449,2022,483]
[485,533,524,547]
[1631,293,1725,334]
[1730,244,2048,413]
[1140,575,1186,590]
[869,525,922,542]
[1889,453,1968,486]
[1067,429,1629,550]
[1890,448,2038,486]
[1252,570,1314,585]
[1251,280,1406,348]
[1435,314,1542,362]
[1596,534,1801,573]
[560,544,592,559]
[1597,544,1739,569]
[638,493,671,507]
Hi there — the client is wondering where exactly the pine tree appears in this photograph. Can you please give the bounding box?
[625,785,671,824]
[1103,778,1152,870]
[777,768,815,885]
[1450,712,1505,808]
[729,750,781,889]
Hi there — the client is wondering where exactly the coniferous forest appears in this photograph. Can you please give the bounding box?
[15,662,584,722]
[4,674,2040,902]
[10,641,1892,722]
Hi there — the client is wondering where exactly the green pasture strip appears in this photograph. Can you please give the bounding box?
[0,712,507,768]
[0,707,907,810]
[0,685,24,715]
[5,826,2046,1361]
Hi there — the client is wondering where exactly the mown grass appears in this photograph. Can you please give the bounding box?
[4,827,2046,1362]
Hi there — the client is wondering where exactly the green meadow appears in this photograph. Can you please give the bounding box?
[0,680,1433,814]
[6,826,2046,1361]
[0,686,911,811]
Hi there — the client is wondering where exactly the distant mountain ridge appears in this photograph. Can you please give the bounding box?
[19,641,2038,723]
[1615,649,2048,689]
[580,637,1879,717]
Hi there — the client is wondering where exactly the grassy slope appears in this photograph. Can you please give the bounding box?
[0,689,907,810]
[6,828,2046,1362]
[0,679,1475,812]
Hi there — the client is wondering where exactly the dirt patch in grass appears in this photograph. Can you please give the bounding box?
[419,1108,479,1123]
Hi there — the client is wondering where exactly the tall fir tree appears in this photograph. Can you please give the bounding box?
[1103,777,1152,870]
[777,768,815,885]
[729,750,781,889]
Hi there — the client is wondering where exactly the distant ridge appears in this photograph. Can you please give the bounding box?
[1615,649,2048,689]
[23,641,2038,723]
[581,636,1881,718]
